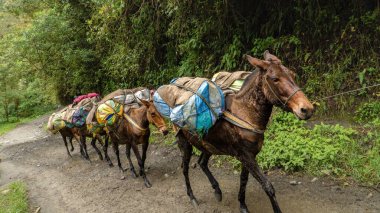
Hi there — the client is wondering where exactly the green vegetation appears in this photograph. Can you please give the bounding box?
[259,112,380,185]
[0,117,37,136]
[0,0,378,111]
[0,181,28,213]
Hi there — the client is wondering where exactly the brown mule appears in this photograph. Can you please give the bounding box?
[58,127,75,157]
[104,98,168,188]
[58,126,106,161]
[176,51,314,213]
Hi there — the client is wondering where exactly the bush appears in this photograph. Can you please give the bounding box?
[255,112,380,185]
[355,101,380,123]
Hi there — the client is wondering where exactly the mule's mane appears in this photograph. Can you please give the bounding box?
[235,68,267,106]
[232,67,273,128]
[236,68,260,97]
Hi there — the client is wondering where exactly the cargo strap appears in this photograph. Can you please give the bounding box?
[222,111,265,134]
[123,113,147,132]
[171,81,219,118]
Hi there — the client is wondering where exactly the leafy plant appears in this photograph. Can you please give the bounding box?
[355,101,380,123]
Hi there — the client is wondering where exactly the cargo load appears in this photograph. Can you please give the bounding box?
[153,77,224,135]
[87,88,150,132]
[211,71,251,92]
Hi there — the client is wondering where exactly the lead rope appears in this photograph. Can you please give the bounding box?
[311,83,380,104]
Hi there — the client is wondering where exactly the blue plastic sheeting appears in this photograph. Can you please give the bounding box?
[154,79,224,135]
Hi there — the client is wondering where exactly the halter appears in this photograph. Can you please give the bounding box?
[263,65,301,107]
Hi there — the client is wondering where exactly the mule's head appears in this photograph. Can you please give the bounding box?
[139,99,169,135]
[246,51,314,120]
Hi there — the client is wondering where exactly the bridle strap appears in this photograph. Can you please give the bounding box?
[264,77,301,107]
[284,87,301,105]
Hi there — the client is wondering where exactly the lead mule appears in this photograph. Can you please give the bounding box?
[176,51,314,213]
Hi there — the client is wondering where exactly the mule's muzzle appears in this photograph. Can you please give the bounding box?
[294,103,314,120]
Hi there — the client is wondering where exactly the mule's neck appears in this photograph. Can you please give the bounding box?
[130,106,149,129]
[230,71,273,130]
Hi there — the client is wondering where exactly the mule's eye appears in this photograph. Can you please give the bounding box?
[271,77,279,83]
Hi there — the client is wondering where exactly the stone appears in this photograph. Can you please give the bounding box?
[367,193,373,199]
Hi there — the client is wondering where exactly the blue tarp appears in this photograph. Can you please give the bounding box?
[154,79,224,135]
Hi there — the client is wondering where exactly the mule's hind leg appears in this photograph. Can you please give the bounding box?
[130,142,151,188]
[103,136,113,167]
[177,133,198,206]
[198,152,222,202]
[125,143,138,178]
[238,166,250,213]
[91,137,103,161]
[243,159,281,213]
[60,133,72,157]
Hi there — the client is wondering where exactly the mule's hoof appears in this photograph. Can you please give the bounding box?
[70,148,74,152]
[191,199,199,207]
[214,191,222,202]
[131,169,138,178]
[240,206,249,213]
[108,163,114,167]
[98,156,104,161]
[144,180,152,188]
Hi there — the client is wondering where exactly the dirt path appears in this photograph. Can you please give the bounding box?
[0,116,379,213]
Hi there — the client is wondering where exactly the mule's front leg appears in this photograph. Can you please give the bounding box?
[130,142,151,188]
[80,135,90,161]
[111,140,124,172]
[244,159,281,213]
[238,166,249,213]
[103,136,113,167]
[125,143,138,178]
[69,136,74,152]
[61,134,72,157]
[91,137,103,161]
[198,152,222,202]
[177,134,198,207]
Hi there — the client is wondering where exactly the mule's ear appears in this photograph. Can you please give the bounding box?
[263,50,281,63]
[245,54,270,70]
[150,89,155,98]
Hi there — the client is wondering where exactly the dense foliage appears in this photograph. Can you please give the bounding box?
[0,0,379,117]
[259,112,380,185]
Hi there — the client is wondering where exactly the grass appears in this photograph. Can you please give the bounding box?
[0,181,28,213]
[0,117,36,136]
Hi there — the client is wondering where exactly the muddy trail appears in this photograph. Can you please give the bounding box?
[0,115,379,213]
